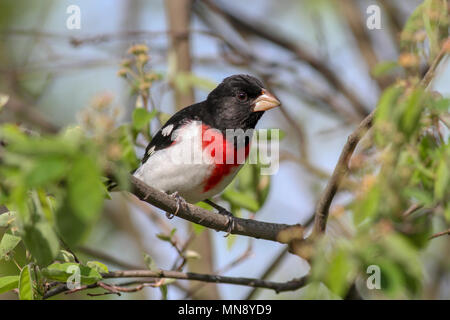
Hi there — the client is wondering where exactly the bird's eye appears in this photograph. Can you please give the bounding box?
[236,91,248,102]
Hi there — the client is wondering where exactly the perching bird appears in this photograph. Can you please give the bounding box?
[133,74,280,234]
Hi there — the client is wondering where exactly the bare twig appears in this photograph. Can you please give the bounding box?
[313,110,375,235]
[429,229,450,240]
[44,266,307,299]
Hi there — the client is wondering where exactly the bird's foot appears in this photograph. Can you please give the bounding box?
[166,191,185,219]
[217,208,235,237]
[204,199,235,237]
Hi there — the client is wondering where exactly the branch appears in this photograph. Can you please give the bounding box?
[43,267,307,299]
[313,110,374,235]
[429,229,450,240]
[103,269,307,292]
[129,176,303,243]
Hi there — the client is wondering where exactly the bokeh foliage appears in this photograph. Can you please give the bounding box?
[308,0,449,299]
[0,0,448,300]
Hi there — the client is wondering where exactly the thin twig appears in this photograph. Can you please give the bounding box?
[43,268,307,299]
[429,229,450,240]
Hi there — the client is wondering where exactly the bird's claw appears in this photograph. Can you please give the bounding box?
[217,208,235,237]
[166,191,185,219]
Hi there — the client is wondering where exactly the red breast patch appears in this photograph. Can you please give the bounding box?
[201,124,250,192]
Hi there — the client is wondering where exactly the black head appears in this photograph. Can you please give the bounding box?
[205,74,280,131]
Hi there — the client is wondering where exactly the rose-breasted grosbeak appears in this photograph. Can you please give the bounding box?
[133,74,280,234]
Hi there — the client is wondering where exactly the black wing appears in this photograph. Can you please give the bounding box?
[141,103,204,164]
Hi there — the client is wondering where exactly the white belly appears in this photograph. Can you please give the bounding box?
[133,122,244,203]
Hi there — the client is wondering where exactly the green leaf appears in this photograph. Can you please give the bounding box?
[143,253,160,272]
[160,284,168,300]
[0,233,21,260]
[222,189,260,212]
[132,108,157,131]
[444,204,450,223]
[67,155,104,224]
[324,248,355,297]
[191,223,205,235]
[0,275,19,294]
[399,88,425,138]
[434,157,449,200]
[56,250,76,263]
[0,211,15,227]
[22,221,60,266]
[18,265,33,300]
[371,61,399,78]
[25,156,68,187]
[42,263,102,285]
[353,184,380,225]
[156,233,172,242]
[86,261,109,273]
[116,124,139,169]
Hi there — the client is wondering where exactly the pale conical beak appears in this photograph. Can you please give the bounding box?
[253,89,281,112]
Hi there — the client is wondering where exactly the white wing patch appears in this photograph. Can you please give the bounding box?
[162,124,174,137]
[147,146,155,157]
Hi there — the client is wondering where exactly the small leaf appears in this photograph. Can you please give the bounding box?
[42,263,102,285]
[160,284,168,300]
[56,250,76,263]
[86,261,109,273]
[0,211,16,227]
[222,189,260,212]
[0,93,9,110]
[191,223,205,235]
[434,157,449,200]
[67,155,104,225]
[25,156,68,187]
[143,253,160,272]
[371,61,399,77]
[184,250,201,260]
[324,248,355,297]
[18,265,33,300]
[156,233,172,242]
[132,108,157,131]
[22,221,60,266]
[0,233,21,260]
[161,278,176,285]
[0,275,19,294]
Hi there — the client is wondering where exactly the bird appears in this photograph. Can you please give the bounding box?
[133,74,280,235]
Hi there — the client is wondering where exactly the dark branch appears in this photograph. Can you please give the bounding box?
[43,268,307,299]
[129,176,303,243]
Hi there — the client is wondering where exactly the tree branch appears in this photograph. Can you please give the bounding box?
[129,175,303,243]
[44,269,308,299]
[313,110,374,235]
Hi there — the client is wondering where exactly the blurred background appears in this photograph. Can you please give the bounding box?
[0,0,449,299]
